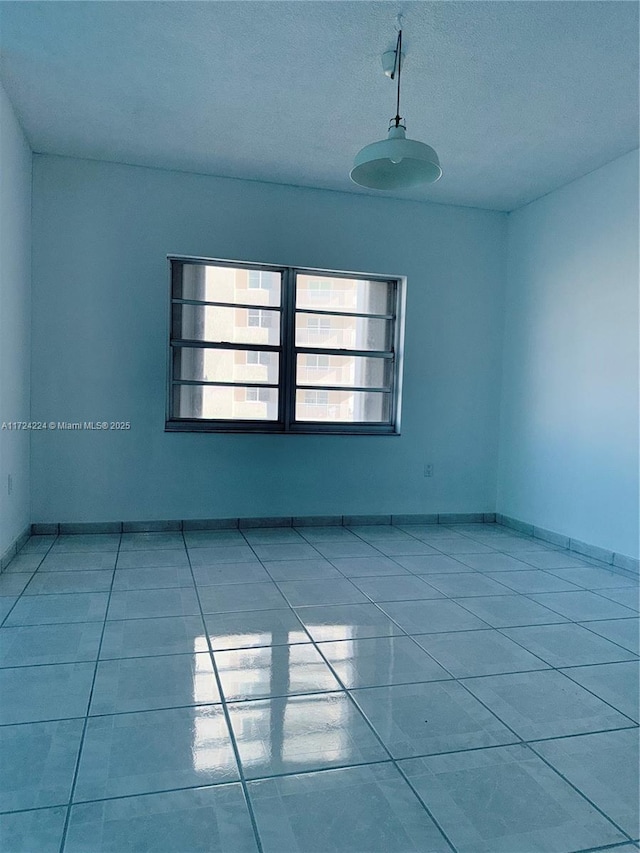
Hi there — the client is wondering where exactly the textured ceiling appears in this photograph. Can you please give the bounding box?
[0,1,637,211]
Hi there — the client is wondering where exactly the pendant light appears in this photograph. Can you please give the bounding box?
[350,17,442,190]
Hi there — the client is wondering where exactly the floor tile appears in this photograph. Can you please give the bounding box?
[74,706,239,801]
[0,622,103,667]
[413,630,550,678]
[529,590,638,621]
[0,595,18,623]
[65,784,258,852]
[596,587,640,610]
[215,643,341,701]
[118,532,185,551]
[549,566,639,590]
[90,652,221,714]
[454,595,568,627]
[378,599,491,634]
[393,524,445,537]
[0,573,32,596]
[0,718,84,810]
[317,636,451,688]
[251,543,321,561]
[39,552,117,572]
[500,540,558,554]
[3,521,632,853]
[4,592,109,626]
[112,565,195,590]
[184,529,246,547]
[262,558,342,581]
[18,536,56,555]
[432,540,495,555]
[424,573,514,598]
[351,575,444,602]
[49,534,120,554]
[501,623,638,667]
[461,669,633,740]
[346,525,410,541]
[294,603,405,641]
[188,545,258,566]
[481,534,533,546]
[3,554,45,573]
[100,616,207,659]
[350,681,516,758]
[361,533,424,549]
[242,527,305,544]
[198,582,287,614]
[484,569,581,594]
[519,551,592,570]
[0,807,67,853]
[455,553,532,572]
[192,562,272,586]
[277,578,369,607]
[582,618,639,653]
[248,762,451,853]
[314,541,381,559]
[328,556,409,577]
[400,743,627,853]
[373,540,440,557]
[532,728,639,838]
[0,661,94,724]
[560,661,639,721]
[205,609,310,651]
[24,570,114,595]
[107,587,201,620]
[403,529,468,543]
[227,692,387,779]
[395,554,474,574]
[295,527,360,542]
[116,548,188,569]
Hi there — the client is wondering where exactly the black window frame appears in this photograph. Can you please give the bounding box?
[166,256,406,435]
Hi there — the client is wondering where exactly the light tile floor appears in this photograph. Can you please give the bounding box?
[0,522,638,853]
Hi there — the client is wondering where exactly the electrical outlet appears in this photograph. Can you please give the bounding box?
[7,474,13,495]
[424,463,433,478]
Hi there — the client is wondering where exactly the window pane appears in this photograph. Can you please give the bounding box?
[173,304,280,346]
[173,348,279,384]
[295,390,390,423]
[174,264,281,306]
[173,384,278,420]
[296,354,391,388]
[295,313,391,351]
[296,276,392,315]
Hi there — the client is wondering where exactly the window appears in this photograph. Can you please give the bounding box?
[167,258,404,433]
[248,270,271,289]
[247,309,272,328]
[246,387,272,403]
[246,351,271,365]
[307,279,332,303]
[304,390,329,406]
[305,354,330,370]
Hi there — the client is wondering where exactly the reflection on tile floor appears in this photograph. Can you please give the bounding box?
[0,522,638,851]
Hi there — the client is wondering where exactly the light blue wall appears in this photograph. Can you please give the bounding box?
[498,150,639,559]
[0,83,32,553]
[31,155,507,523]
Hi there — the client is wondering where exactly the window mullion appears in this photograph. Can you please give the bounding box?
[281,268,297,430]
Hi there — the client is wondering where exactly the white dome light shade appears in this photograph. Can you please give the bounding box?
[350,124,441,190]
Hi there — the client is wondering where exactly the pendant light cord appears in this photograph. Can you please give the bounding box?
[393,28,403,126]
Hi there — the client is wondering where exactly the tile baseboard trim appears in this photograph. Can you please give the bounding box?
[0,525,31,572]
[496,513,639,577]
[30,511,495,537]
